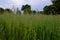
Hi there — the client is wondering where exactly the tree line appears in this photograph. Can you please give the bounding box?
[0,0,60,15]
[0,8,13,14]
[0,4,41,15]
[43,0,60,15]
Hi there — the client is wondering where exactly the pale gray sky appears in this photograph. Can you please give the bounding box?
[0,0,52,11]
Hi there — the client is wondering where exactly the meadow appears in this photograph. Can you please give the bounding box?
[0,14,60,40]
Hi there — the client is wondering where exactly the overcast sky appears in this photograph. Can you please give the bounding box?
[0,0,52,11]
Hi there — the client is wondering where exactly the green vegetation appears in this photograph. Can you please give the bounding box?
[21,4,31,14]
[43,0,60,15]
[0,14,60,40]
[0,0,60,15]
[0,8,4,14]
[0,0,60,40]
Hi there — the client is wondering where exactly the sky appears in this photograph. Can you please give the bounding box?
[0,0,52,11]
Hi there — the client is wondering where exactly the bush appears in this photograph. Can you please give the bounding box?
[0,8,4,14]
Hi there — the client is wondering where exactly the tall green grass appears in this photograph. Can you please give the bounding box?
[0,14,60,40]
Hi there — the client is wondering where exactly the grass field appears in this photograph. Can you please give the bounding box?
[0,14,60,40]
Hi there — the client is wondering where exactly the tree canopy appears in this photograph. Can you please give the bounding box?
[21,4,31,14]
[0,8,4,14]
[43,0,60,15]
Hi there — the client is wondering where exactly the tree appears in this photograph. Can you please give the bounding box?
[43,0,60,15]
[43,5,57,15]
[43,6,51,15]
[32,10,37,14]
[51,0,60,14]
[16,8,21,14]
[5,8,13,13]
[51,0,60,4]
[0,8,4,14]
[21,4,31,14]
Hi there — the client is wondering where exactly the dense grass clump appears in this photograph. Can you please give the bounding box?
[0,14,60,40]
